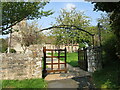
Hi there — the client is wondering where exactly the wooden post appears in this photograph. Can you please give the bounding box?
[51,50,53,70]
[65,47,67,73]
[78,48,80,67]
[58,50,60,70]
[84,48,88,71]
[43,47,47,74]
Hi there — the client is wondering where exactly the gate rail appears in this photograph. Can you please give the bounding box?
[43,47,67,75]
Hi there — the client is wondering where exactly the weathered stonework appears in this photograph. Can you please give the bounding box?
[0,53,42,80]
[87,46,102,72]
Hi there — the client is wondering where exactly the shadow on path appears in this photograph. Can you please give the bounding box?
[71,76,95,89]
[44,56,95,89]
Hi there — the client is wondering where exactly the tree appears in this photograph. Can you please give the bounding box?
[1,2,53,34]
[92,2,120,86]
[85,26,98,46]
[97,13,112,45]
[92,2,120,54]
[13,21,44,53]
[97,14,111,32]
[51,8,93,50]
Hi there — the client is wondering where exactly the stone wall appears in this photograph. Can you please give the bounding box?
[78,46,102,72]
[0,53,42,80]
[87,46,102,72]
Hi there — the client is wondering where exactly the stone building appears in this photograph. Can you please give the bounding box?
[9,19,27,53]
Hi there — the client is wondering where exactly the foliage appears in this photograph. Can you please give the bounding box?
[92,14,120,88]
[43,35,56,44]
[103,33,118,66]
[21,21,38,46]
[14,21,44,53]
[2,78,47,88]
[0,38,8,53]
[93,2,120,12]
[96,13,112,47]
[92,60,119,89]
[97,13,118,62]
[10,49,16,53]
[51,8,93,46]
[97,14,111,32]
[93,2,120,54]
[79,43,85,48]
[1,2,53,34]
[92,32,120,88]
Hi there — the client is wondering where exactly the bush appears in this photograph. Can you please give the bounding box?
[0,38,8,53]
[79,43,86,48]
[10,49,16,53]
[0,47,7,53]
[102,34,118,64]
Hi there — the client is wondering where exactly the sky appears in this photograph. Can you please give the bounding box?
[1,1,106,38]
[33,1,106,30]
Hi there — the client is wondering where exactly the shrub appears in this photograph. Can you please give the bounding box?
[102,33,118,64]
[0,47,7,53]
[0,38,8,53]
[10,49,16,53]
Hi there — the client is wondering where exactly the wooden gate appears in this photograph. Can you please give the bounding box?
[78,48,88,71]
[43,47,67,76]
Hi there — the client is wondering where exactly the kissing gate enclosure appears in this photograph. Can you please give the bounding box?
[43,47,67,75]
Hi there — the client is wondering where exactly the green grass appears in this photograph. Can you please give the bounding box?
[48,52,78,67]
[66,52,78,67]
[92,60,120,89]
[2,78,47,88]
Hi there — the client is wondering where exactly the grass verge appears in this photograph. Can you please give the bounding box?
[2,78,47,88]
[92,60,120,89]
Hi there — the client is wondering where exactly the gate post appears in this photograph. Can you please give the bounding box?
[43,47,47,78]
[78,48,88,71]
[65,47,67,73]
[84,48,88,71]
[78,48,80,66]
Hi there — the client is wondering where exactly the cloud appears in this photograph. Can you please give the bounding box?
[65,3,76,10]
[50,0,85,2]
